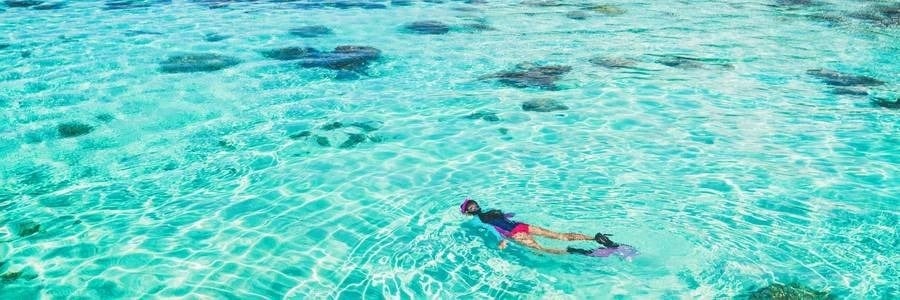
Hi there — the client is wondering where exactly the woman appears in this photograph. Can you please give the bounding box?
[460,198,619,255]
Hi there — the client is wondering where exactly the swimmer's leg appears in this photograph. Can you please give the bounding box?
[529,226,593,241]
[511,233,567,255]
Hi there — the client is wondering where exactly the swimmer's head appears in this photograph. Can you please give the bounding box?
[460,198,480,215]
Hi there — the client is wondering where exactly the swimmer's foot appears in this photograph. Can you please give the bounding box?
[595,233,620,248]
[566,247,592,255]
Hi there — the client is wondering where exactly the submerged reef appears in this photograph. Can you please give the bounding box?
[105,0,172,10]
[293,1,387,10]
[158,53,241,73]
[806,69,884,87]
[5,0,43,7]
[747,282,832,300]
[403,21,451,35]
[872,97,899,109]
[806,68,884,96]
[289,25,334,38]
[464,111,500,122]
[57,121,94,138]
[522,99,569,112]
[848,3,900,27]
[653,55,733,70]
[204,32,230,42]
[289,120,384,149]
[14,221,41,237]
[261,45,381,71]
[482,64,572,90]
[589,56,639,69]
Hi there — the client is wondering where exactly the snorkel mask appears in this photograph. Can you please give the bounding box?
[459,198,479,215]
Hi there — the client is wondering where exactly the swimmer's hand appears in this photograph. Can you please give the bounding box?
[498,240,508,250]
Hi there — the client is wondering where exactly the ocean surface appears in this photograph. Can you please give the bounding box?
[1,0,898,299]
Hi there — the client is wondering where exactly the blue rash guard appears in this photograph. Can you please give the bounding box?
[484,213,518,232]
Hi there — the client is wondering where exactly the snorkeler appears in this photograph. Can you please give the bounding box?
[460,198,621,256]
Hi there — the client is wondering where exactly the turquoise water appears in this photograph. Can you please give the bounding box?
[1,0,898,298]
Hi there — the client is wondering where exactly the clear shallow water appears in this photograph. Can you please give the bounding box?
[1,0,898,298]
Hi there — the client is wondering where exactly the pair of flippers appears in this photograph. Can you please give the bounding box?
[566,233,620,255]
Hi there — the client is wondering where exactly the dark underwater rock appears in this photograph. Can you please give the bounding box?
[404,20,451,34]
[321,121,344,131]
[5,0,42,7]
[1,270,22,282]
[873,97,900,109]
[806,69,884,86]
[522,0,563,7]
[159,53,240,73]
[124,30,163,36]
[204,33,230,42]
[875,4,900,26]
[335,2,386,9]
[216,139,236,150]
[339,133,367,148]
[297,45,381,70]
[319,121,382,131]
[57,122,94,138]
[15,221,41,237]
[289,130,312,139]
[459,23,495,32]
[465,111,500,122]
[261,45,381,70]
[289,25,334,38]
[485,64,572,89]
[105,0,171,10]
[315,136,330,147]
[655,55,733,70]
[295,1,386,9]
[775,0,812,6]
[805,13,845,27]
[748,283,831,300]
[849,3,900,27]
[260,46,319,60]
[566,10,590,20]
[656,56,706,69]
[451,6,479,12]
[830,87,868,96]
[589,56,638,68]
[522,99,569,112]
[190,0,244,8]
[95,113,115,122]
[584,4,626,16]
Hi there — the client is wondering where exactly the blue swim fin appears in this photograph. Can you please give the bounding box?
[595,233,620,248]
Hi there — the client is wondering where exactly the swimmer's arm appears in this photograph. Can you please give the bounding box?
[499,239,508,250]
